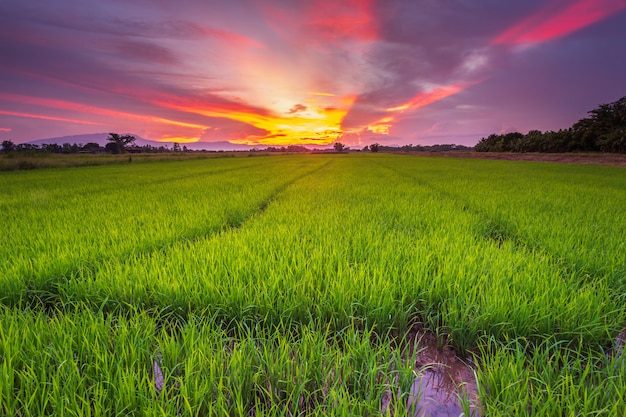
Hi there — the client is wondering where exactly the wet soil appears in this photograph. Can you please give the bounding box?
[613,327,626,362]
[379,325,626,416]
[410,330,480,416]
[384,327,480,416]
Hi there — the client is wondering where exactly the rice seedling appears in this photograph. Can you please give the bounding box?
[1,153,625,415]
[0,306,420,416]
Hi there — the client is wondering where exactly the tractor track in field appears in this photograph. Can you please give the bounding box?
[20,160,273,204]
[5,160,334,312]
[144,159,276,188]
[222,159,334,230]
[374,161,611,288]
[372,160,521,244]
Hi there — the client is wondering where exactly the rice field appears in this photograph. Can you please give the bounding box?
[1,154,625,416]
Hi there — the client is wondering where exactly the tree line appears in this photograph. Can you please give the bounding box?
[475,96,626,153]
[1,134,174,155]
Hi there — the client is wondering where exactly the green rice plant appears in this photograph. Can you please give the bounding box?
[2,153,625,414]
[43,155,621,353]
[477,336,626,416]
[0,156,328,306]
[0,305,423,416]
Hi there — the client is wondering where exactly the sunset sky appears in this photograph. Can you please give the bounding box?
[1,0,625,147]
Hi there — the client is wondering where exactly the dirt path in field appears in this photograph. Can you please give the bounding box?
[398,151,626,167]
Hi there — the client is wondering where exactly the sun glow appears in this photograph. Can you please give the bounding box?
[307,91,336,97]
[156,94,357,145]
[157,135,199,144]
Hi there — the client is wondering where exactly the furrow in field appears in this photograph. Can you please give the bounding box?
[0,157,273,206]
[140,159,277,188]
[2,154,625,416]
[364,155,624,348]
[1,157,333,311]
[32,160,334,312]
[371,157,531,252]
[375,156,622,281]
[221,159,334,229]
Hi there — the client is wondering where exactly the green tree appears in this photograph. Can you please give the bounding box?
[597,129,626,153]
[573,96,626,152]
[106,133,136,154]
[1,140,15,153]
[81,142,102,153]
[477,97,626,153]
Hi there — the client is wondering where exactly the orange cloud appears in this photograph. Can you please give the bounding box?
[308,91,337,97]
[156,135,199,144]
[155,94,357,145]
[367,116,394,135]
[347,82,478,138]
[493,0,626,45]
[386,83,468,113]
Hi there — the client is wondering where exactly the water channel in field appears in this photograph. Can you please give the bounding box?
[382,328,480,417]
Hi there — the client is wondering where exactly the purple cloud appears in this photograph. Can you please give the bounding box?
[1,0,625,146]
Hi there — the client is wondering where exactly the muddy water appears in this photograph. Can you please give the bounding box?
[612,327,626,365]
[149,327,626,414]
[153,350,165,393]
[383,329,480,416]
[400,326,626,416]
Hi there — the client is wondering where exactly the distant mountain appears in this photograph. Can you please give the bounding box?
[27,133,162,148]
[25,133,258,151]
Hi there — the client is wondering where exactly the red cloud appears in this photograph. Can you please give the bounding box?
[0,110,101,125]
[151,94,273,122]
[493,0,626,45]
[260,0,378,44]
[306,0,378,42]
[201,27,265,49]
[0,93,207,130]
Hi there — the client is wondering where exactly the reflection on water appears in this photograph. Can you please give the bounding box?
[386,325,626,416]
[153,350,164,394]
[382,328,480,416]
[410,369,475,417]
[612,327,626,369]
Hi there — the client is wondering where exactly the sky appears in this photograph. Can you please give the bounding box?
[1,0,625,148]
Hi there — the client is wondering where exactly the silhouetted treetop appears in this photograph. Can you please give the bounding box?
[476,96,626,153]
[106,133,136,154]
